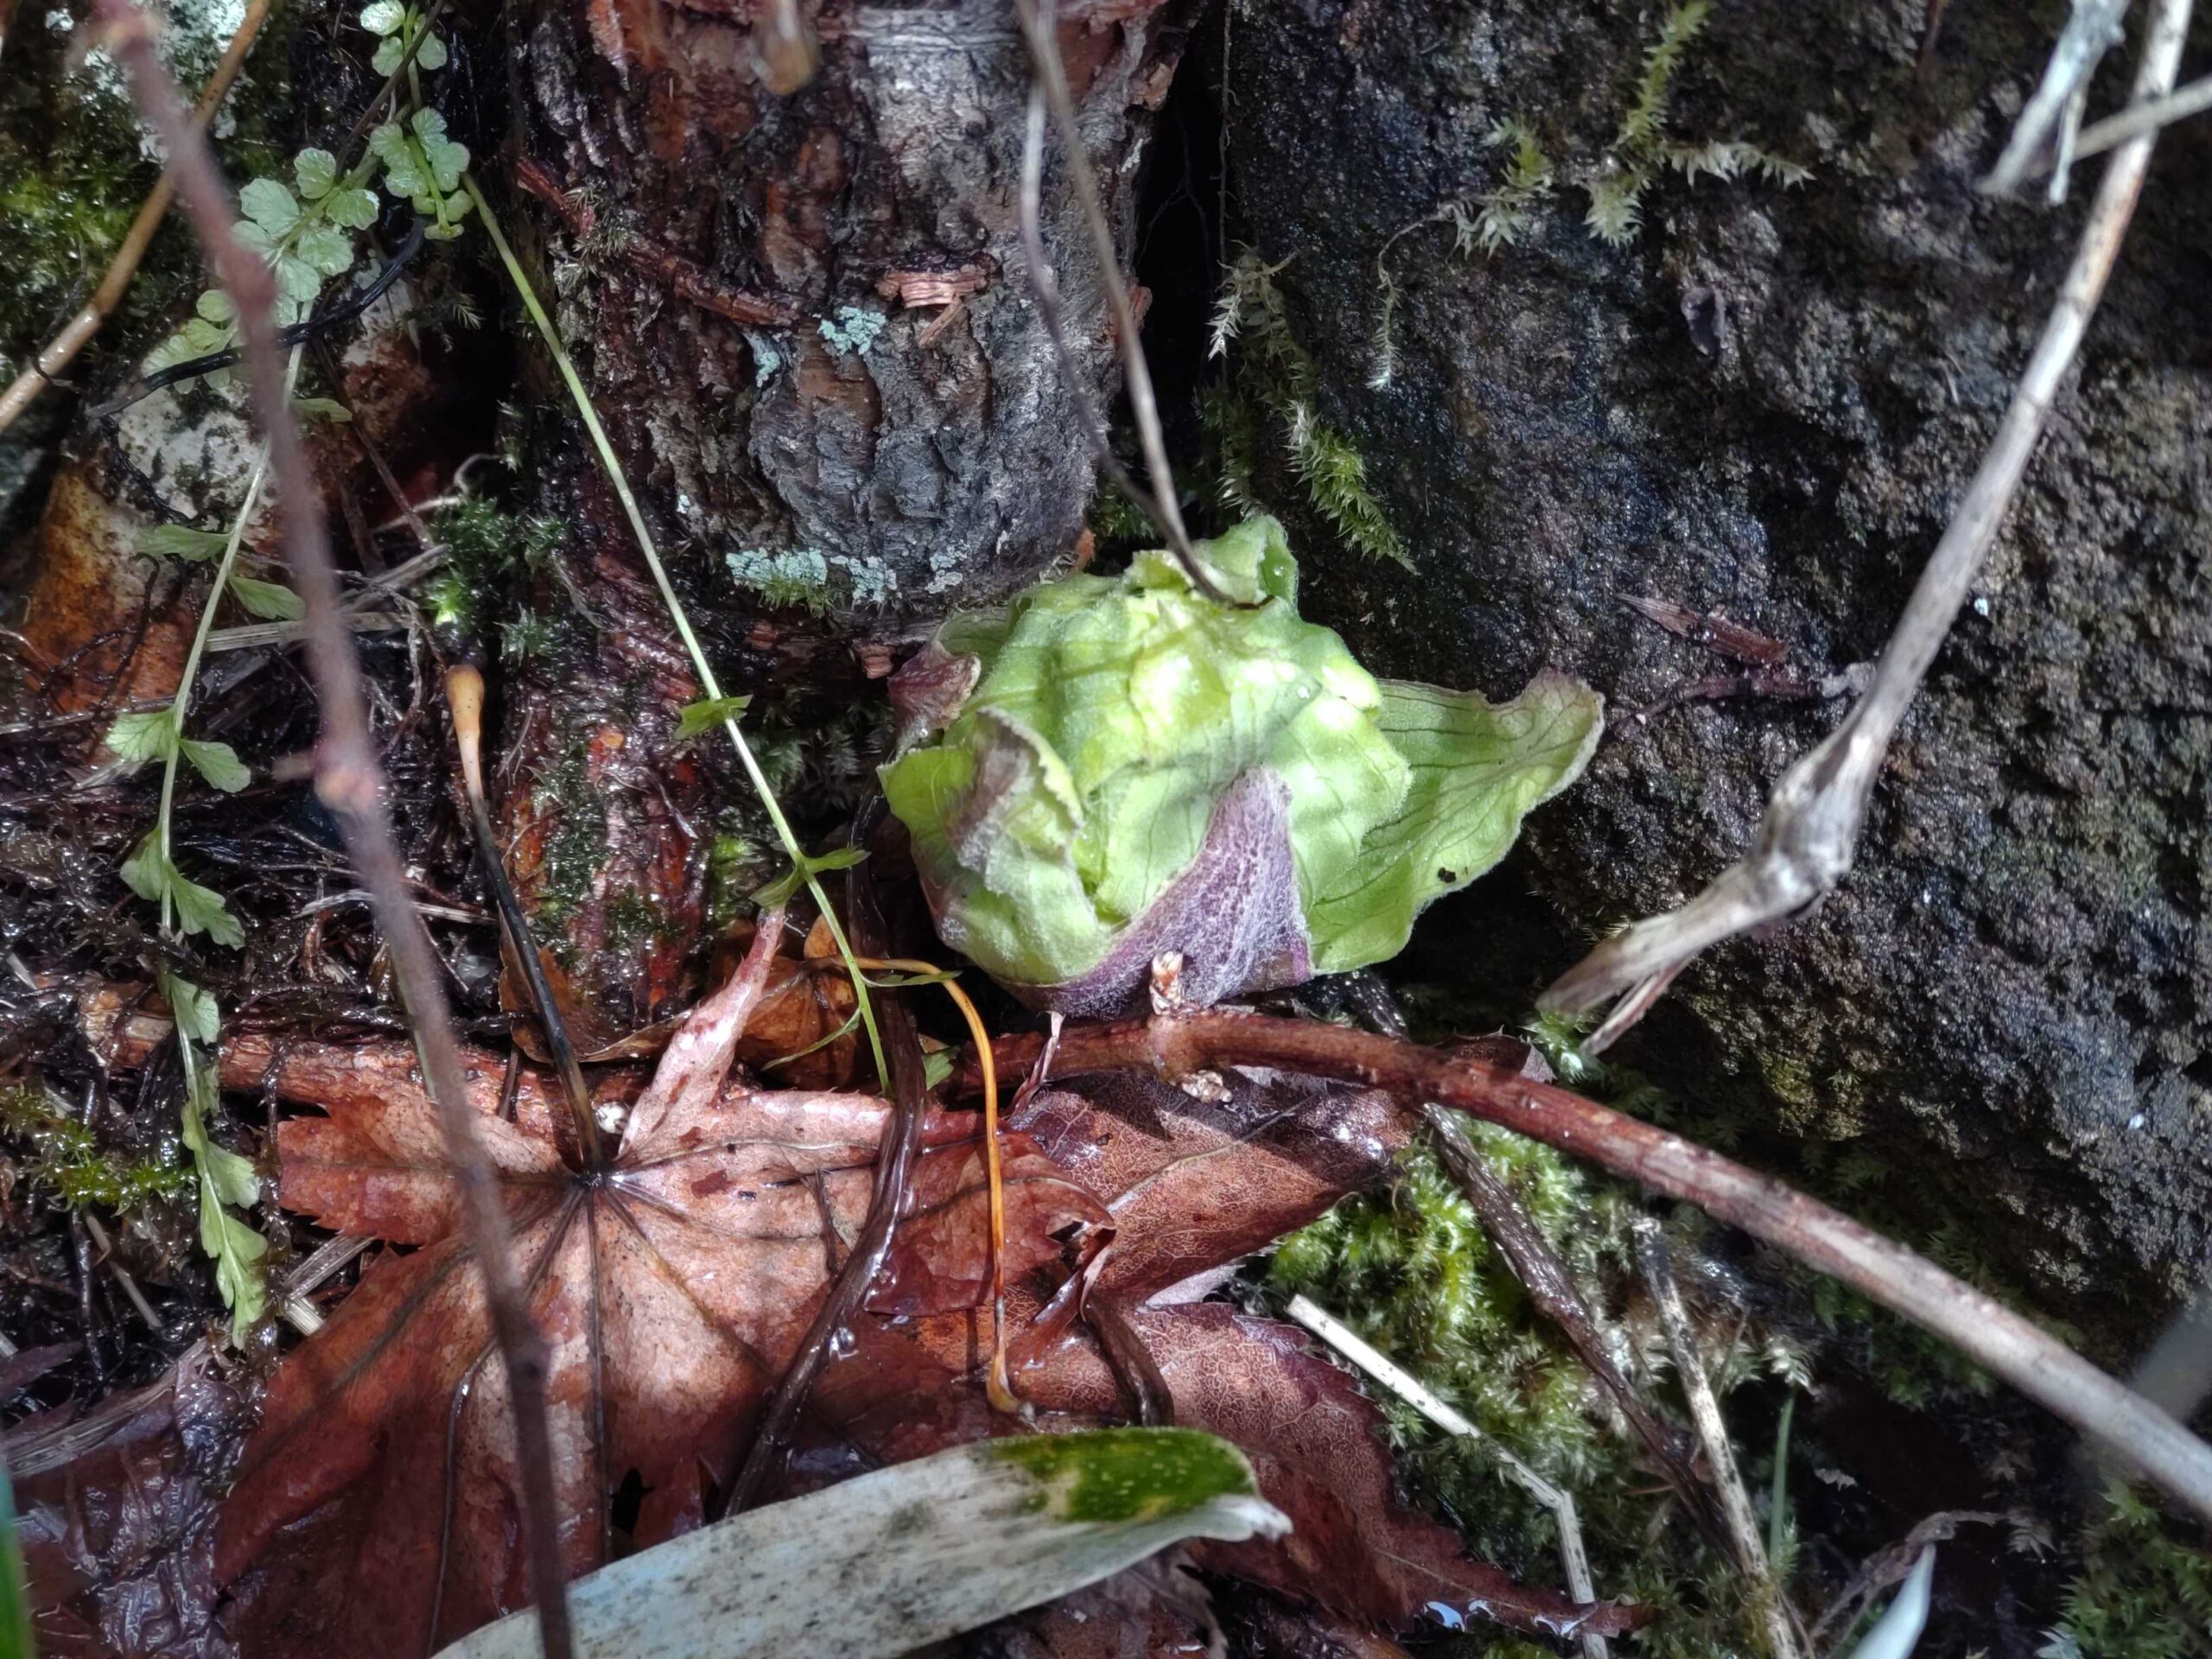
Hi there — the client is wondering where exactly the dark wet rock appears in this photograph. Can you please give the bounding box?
[1224,0,2212,1330]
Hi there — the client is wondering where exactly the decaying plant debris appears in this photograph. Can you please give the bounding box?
[6,0,2212,1656]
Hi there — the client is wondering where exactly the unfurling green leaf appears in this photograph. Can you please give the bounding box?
[756,847,868,909]
[673,694,753,741]
[292,396,354,423]
[180,737,251,793]
[228,574,306,621]
[105,708,180,767]
[137,524,229,563]
[881,516,1602,1007]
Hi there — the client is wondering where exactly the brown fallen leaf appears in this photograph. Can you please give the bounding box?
[11,1344,249,1659]
[213,1040,1103,1655]
[69,975,1638,1652]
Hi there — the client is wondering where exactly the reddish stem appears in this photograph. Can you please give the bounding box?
[972,1011,2212,1526]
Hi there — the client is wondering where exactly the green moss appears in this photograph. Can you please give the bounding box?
[426,497,566,635]
[2045,1483,2212,1659]
[990,1428,1256,1523]
[1208,253,1408,569]
[0,1082,188,1214]
[528,728,609,936]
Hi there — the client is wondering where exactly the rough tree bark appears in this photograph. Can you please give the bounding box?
[1220,0,2212,1327]
[493,0,1193,1033]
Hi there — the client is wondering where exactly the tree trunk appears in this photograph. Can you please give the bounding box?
[493,0,1190,1028]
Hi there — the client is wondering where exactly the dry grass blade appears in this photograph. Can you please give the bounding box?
[990,1011,2212,1524]
[0,0,270,435]
[89,3,574,1654]
[1635,1221,1805,1659]
[1287,1294,1613,1659]
[1541,0,2196,1045]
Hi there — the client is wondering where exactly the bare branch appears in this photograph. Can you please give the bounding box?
[91,4,573,1653]
[1981,0,2130,199]
[2057,68,2212,168]
[1541,0,2196,1040]
[975,1011,2212,1525]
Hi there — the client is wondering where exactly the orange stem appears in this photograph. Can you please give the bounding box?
[852,957,1014,1411]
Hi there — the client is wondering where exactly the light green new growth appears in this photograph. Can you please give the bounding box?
[1211,253,1408,567]
[1365,0,1809,380]
[359,0,448,76]
[881,516,1601,990]
[1584,0,1810,246]
[147,149,379,378]
[113,351,308,950]
[465,175,889,1086]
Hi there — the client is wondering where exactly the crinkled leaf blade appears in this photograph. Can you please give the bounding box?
[1304,671,1603,972]
[431,1431,1285,1659]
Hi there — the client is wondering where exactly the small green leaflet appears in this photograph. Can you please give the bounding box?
[240,176,302,238]
[158,969,220,1046]
[180,737,251,793]
[370,108,472,238]
[292,396,354,423]
[293,146,339,200]
[673,694,753,741]
[359,0,405,32]
[228,574,307,621]
[181,1065,267,1340]
[106,708,179,767]
[122,833,245,949]
[138,524,228,563]
[105,709,248,790]
[755,847,868,909]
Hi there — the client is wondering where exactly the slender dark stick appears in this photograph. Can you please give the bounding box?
[969,1012,2212,1525]
[1012,0,1238,607]
[92,6,573,1652]
[720,823,929,1516]
[446,662,600,1166]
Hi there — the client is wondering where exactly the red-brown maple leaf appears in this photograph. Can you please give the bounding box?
[56,966,1646,1656]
